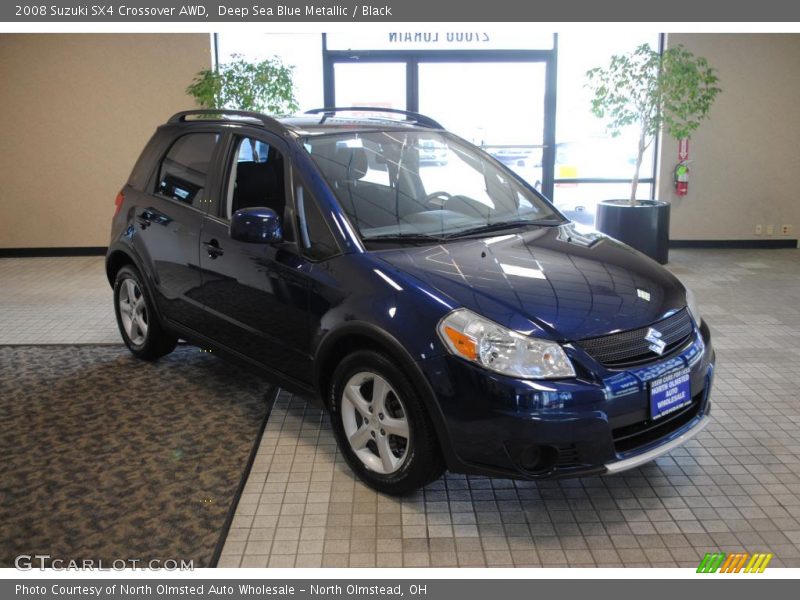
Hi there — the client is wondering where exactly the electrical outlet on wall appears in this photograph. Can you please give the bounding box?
[782,224,793,235]
[755,224,763,235]
[767,224,775,236]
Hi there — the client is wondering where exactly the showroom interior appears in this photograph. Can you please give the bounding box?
[1,31,800,568]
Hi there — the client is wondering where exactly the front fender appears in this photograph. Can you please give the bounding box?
[312,319,461,471]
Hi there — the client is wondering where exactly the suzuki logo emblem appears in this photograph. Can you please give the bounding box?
[645,327,666,355]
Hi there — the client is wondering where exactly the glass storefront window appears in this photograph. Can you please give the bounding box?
[216,33,324,110]
[418,62,546,190]
[216,31,663,225]
[554,33,661,221]
[333,63,407,110]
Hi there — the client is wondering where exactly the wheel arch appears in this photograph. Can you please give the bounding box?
[105,244,168,331]
[313,322,458,468]
[105,248,137,286]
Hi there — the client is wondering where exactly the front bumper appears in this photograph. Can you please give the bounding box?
[419,319,715,479]
[604,414,710,474]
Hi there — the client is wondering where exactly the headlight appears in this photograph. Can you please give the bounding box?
[437,308,575,379]
[685,287,703,326]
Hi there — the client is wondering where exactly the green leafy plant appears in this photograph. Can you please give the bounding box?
[586,43,721,205]
[186,54,299,115]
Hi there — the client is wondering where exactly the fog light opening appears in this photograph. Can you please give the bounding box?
[518,445,558,473]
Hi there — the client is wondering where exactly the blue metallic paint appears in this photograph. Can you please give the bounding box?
[107,117,715,481]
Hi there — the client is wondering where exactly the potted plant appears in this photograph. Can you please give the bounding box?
[585,43,720,263]
[186,54,299,114]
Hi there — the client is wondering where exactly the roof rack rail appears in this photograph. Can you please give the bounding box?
[304,107,444,130]
[167,109,291,134]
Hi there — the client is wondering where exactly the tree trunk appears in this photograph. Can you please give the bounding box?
[630,128,647,206]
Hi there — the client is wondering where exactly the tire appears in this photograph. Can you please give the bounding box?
[329,350,445,495]
[113,265,177,360]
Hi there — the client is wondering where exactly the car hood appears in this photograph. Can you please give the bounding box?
[374,223,687,341]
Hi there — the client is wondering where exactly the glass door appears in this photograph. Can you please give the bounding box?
[418,62,547,192]
[333,62,407,110]
[325,48,555,198]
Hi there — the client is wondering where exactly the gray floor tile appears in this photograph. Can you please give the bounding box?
[6,248,800,567]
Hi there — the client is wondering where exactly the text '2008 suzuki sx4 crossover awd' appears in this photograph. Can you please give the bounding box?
[107,108,715,494]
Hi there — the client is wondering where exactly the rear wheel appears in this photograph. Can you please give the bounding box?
[329,350,444,495]
[113,265,177,360]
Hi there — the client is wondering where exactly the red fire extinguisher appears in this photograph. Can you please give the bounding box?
[675,138,690,196]
[674,161,690,196]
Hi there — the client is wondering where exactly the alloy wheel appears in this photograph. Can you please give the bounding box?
[341,371,411,475]
[118,277,148,346]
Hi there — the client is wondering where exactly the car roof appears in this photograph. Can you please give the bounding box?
[164,109,443,139]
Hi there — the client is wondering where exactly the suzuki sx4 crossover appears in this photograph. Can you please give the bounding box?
[107,109,715,494]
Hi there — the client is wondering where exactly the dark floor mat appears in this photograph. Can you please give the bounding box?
[0,345,272,568]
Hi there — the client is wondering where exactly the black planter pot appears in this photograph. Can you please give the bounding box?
[595,199,671,264]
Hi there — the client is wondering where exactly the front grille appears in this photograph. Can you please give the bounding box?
[578,308,693,368]
[612,390,703,454]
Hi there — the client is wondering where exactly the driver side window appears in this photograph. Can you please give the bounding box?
[225,136,286,222]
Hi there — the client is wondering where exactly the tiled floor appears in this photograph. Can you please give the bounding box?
[0,257,118,344]
[3,249,800,567]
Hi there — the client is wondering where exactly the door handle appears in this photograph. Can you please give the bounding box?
[203,239,224,259]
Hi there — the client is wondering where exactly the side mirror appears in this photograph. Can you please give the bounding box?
[230,207,283,244]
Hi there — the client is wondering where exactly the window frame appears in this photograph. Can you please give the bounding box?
[291,167,343,263]
[151,129,224,213]
[218,132,290,222]
[210,128,300,251]
[551,32,664,202]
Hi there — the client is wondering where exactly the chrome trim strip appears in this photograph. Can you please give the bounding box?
[604,415,711,475]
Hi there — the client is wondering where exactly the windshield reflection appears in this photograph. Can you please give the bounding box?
[305,131,563,243]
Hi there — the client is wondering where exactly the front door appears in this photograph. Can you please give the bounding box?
[198,132,312,384]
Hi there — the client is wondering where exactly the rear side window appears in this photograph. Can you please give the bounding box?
[156,133,219,208]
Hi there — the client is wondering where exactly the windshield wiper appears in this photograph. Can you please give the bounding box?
[444,218,563,239]
[364,233,446,243]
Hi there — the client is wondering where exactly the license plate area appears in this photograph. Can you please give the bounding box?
[649,367,692,421]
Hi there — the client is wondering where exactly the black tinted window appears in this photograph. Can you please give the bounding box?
[296,180,339,261]
[156,133,219,208]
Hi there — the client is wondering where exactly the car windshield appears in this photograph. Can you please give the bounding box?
[303,131,563,243]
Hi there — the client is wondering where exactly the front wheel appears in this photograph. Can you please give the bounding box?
[329,350,444,495]
[113,265,177,360]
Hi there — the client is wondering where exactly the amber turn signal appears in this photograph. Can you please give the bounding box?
[443,325,478,360]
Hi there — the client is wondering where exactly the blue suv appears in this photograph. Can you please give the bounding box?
[107,108,715,494]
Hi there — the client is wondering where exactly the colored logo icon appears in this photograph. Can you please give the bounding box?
[697,552,773,573]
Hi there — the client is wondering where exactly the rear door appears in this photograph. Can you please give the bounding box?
[134,128,221,329]
[133,129,223,330]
